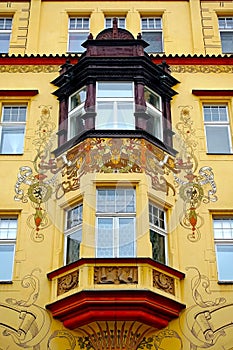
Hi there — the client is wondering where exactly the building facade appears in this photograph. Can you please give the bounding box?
[0,1,233,349]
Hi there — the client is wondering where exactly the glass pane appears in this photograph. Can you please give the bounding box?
[70,88,86,111]
[216,245,233,281]
[0,245,14,280]
[205,126,231,153]
[67,205,83,229]
[69,109,85,139]
[96,102,114,129]
[0,127,25,154]
[142,32,163,52]
[66,229,82,264]
[117,102,134,129]
[119,218,135,257]
[68,33,87,52]
[97,218,113,257]
[0,218,17,239]
[0,33,10,53]
[150,230,166,264]
[97,82,133,98]
[220,32,233,53]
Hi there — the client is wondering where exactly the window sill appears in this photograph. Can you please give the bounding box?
[206,153,233,155]
[218,281,233,285]
[0,280,13,284]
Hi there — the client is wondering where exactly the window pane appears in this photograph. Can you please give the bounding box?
[67,204,83,230]
[205,125,231,153]
[117,102,134,129]
[119,218,134,257]
[220,32,233,53]
[0,218,17,239]
[142,32,163,52]
[0,244,14,280]
[0,126,25,154]
[97,218,113,257]
[70,88,86,111]
[97,82,133,98]
[68,33,88,52]
[216,245,233,281]
[150,230,165,264]
[0,33,11,52]
[66,229,82,264]
[96,102,114,129]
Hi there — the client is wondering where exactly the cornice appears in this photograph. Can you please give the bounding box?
[0,54,232,73]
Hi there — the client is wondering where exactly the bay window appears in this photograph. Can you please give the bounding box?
[96,188,136,258]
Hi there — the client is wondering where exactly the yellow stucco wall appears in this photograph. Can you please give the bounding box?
[0,0,233,349]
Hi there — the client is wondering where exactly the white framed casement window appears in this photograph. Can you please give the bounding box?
[105,17,126,29]
[144,86,163,140]
[218,17,233,54]
[0,17,12,53]
[0,105,27,154]
[213,217,233,282]
[68,87,86,139]
[64,204,83,265]
[96,188,136,258]
[68,17,89,52]
[149,202,167,264]
[141,17,163,53]
[203,104,232,154]
[0,217,17,281]
[96,82,135,130]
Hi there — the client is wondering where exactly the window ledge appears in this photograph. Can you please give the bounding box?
[0,281,13,284]
[218,281,233,285]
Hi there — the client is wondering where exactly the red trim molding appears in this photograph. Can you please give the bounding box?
[47,257,185,280]
[0,90,38,97]
[46,289,185,329]
[192,90,233,96]
[0,55,232,66]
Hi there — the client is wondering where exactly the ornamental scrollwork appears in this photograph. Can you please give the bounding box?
[153,270,175,295]
[14,105,57,242]
[57,270,79,296]
[174,106,217,242]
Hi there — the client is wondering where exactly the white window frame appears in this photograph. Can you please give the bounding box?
[144,86,163,140]
[68,17,90,53]
[105,17,126,29]
[218,17,233,54]
[213,217,233,282]
[0,217,17,281]
[0,105,27,154]
[68,87,86,139]
[96,81,135,130]
[0,17,12,53]
[96,188,136,258]
[149,202,167,264]
[203,104,232,154]
[141,17,163,53]
[64,204,83,265]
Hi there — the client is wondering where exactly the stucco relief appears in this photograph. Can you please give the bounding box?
[1,65,232,74]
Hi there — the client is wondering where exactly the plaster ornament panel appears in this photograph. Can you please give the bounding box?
[94,266,138,284]
[0,65,60,73]
[57,270,79,296]
[153,270,175,295]
[170,65,233,73]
